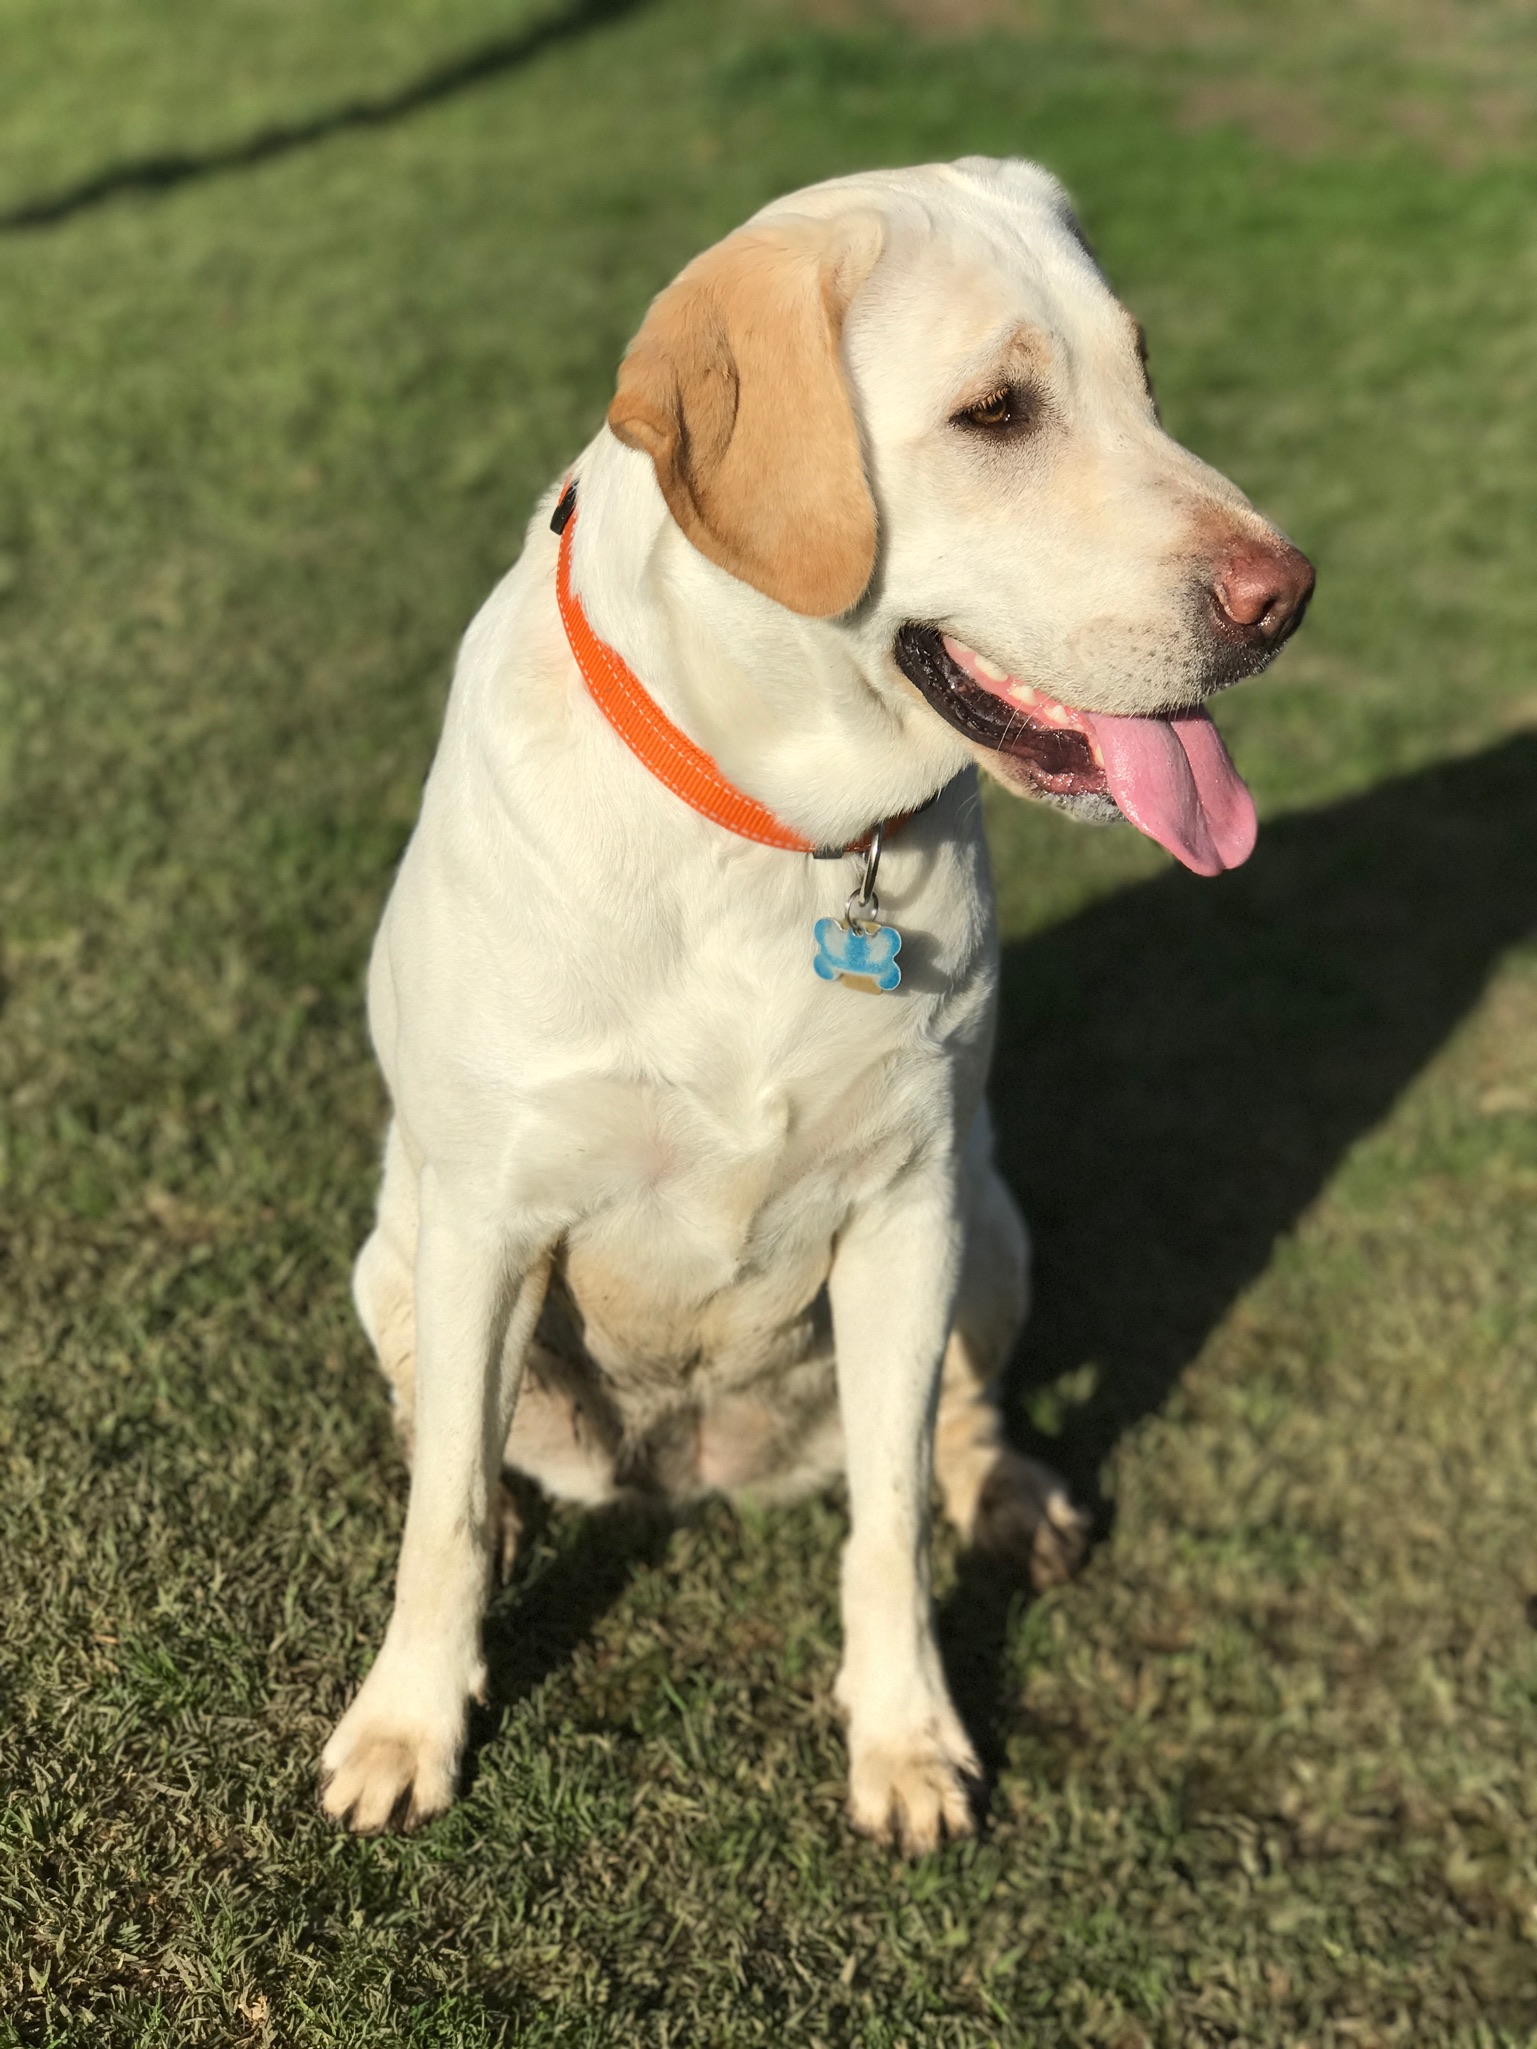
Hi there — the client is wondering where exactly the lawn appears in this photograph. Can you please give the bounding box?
[2,0,1536,2042]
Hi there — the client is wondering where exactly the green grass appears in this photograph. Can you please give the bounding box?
[2,1,1536,2041]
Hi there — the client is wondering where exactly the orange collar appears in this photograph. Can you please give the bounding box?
[553,482,909,857]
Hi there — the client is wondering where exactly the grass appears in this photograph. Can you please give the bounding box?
[2,0,1536,2041]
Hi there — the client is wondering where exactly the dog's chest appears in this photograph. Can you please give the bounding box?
[546,1018,941,1394]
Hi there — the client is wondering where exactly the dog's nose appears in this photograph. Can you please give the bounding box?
[1211,537,1314,643]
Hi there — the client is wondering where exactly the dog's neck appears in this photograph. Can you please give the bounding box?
[565,434,967,850]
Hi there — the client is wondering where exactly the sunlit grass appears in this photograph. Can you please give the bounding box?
[2,2,1535,2041]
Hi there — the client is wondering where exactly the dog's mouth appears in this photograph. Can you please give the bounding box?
[893,624,1256,876]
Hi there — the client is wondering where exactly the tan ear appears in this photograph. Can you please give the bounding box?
[607,212,884,618]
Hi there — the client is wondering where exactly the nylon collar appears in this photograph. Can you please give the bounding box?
[551,481,928,857]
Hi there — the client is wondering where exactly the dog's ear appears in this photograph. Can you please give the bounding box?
[607,212,884,618]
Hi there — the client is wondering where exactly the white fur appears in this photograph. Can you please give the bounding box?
[320,158,1285,1850]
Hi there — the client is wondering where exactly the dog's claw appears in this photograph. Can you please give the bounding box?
[319,1653,472,1834]
[847,1732,981,1856]
[319,1722,460,1834]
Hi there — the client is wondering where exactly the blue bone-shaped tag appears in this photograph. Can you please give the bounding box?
[812,916,902,993]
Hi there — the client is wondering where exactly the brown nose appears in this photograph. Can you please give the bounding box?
[1211,537,1314,643]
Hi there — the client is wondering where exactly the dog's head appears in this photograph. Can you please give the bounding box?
[607,158,1313,875]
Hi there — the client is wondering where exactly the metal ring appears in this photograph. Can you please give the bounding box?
[854,821,884,910]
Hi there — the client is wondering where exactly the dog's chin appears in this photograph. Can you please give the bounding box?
[981,762,1121,823]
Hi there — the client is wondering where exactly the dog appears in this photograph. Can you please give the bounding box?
[319,157,1312,1853]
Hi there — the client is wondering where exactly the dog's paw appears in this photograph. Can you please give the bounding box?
[319,1664,471,1833]
[970,1447,1090,1591]
[846,1724,981,1855]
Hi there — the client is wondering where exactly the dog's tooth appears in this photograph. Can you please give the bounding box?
[1007,681,1037,706]
[972,652,1010,684]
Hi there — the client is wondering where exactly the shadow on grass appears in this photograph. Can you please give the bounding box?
[474,736,1537,1787]
[0,0,650,233]
[993,729,1537,1501]
[943,731,1537,1769]
[465,1495,673,1783]
[938,1550,1035,1784]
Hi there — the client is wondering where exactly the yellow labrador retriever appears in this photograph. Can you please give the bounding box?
[321,158,1312,1852]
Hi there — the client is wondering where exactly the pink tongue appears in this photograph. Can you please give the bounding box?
[1085,708,1257,876]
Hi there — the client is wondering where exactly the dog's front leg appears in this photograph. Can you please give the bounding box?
[829,1173,978,1854]
[321,1173,550,1832]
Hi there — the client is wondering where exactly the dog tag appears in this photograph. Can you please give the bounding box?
[812,914,902,994]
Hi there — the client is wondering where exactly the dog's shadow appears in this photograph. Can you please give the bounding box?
[476,735,1537,1785]
[940,729,1537,1769]
[466,1490,676,1783]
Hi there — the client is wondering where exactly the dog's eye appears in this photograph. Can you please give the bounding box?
[964,388,1012,428]
[952,383,1038,435]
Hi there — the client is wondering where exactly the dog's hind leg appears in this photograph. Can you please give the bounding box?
[934,1115,1088,1590]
